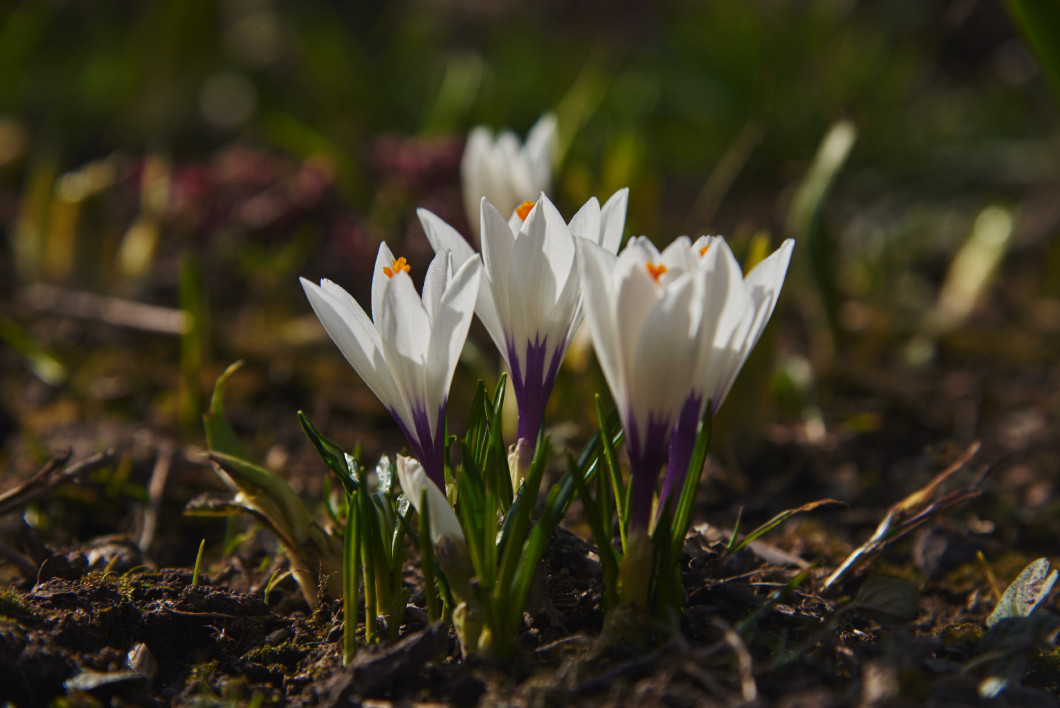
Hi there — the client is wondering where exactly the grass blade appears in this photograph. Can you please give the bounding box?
[728,498,843,555]
[191,539,205,585]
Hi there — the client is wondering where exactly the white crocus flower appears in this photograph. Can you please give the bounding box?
[396,455,464,544]
[578,236,706,531]
[300,243,482,490]
[417,190,628,467]
[461,113,556,240]
[660,237,795,509]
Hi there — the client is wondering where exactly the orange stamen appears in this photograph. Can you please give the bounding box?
[699,244,711,256]
[515,200,535,221]
[383,256,410,279]
[645,261,668,282]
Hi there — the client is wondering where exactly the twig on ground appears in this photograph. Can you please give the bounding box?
[822,441,982,593]
[138,440,175,552]
[20,283,190,335]
[0,450,117,516]
[711,617,758,703]
[0,539,37,578]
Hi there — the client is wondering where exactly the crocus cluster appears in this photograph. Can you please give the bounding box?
[300,216,791,537]
[301,116,792,553]
[295,116,798,654]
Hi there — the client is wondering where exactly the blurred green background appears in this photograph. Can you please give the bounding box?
[1,0,1059,499]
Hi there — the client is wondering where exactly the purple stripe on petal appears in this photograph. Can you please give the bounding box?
[625,412,673,532]
[390,403,448,490]
[659,393,704,512]
[507,335,566,446]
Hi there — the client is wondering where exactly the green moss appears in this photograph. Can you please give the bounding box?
[242,640,303,667]
[185,659,277,706]
[308,602,333,636]
[865,557,926,584]
[50,694,105,708]
[940,622,984,647]
[1029,645,1060,691]
[0,588,34,622]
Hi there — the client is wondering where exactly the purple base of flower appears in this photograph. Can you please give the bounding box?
[659,394,704,513]
[508,335,565,446]
[392,403,447,490]
[626,413,673,532]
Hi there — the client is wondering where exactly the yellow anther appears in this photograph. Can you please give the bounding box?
[699,243,711,256]
[383,256,410,279]
[516,200,535,221]
[645,261,668,283]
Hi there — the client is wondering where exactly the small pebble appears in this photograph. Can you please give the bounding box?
[267,627,294,645]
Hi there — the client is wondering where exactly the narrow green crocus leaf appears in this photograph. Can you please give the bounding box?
[670,407,713,559]
[496,429,549,598]
[1005,0,1060,96]
[343,496,359,664]
[568,449,620,610]
[595,395,627,544]
[298,411,358,495]
[207,450,342,602]
[418,488,441,622]
[357,484,377,645]
[203,360,251,461]
[0,313,67,385]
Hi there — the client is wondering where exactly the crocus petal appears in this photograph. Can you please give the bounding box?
[420,248,449,322]
[479,197,518,345]
[426,255,482,419]
[396,455,464,544]
[567,197,601,246]
[744,239,795,323]
[613,253,663,386]
[300,277,402,421]
[378,271,432,422]
[598,188,629,254]
[523,113,556,190]
[569,188,628,255]
[707,241,754,351]
[417,208,478,268]
[507,196,576,353]
[460,127,494,236]
[417,207,505,354]
[658,236,697,274]
[695,240,753,402]
[713,238,794,407]
[371,242,397,324]
[577,240,625,406]
[628,273,701,432]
